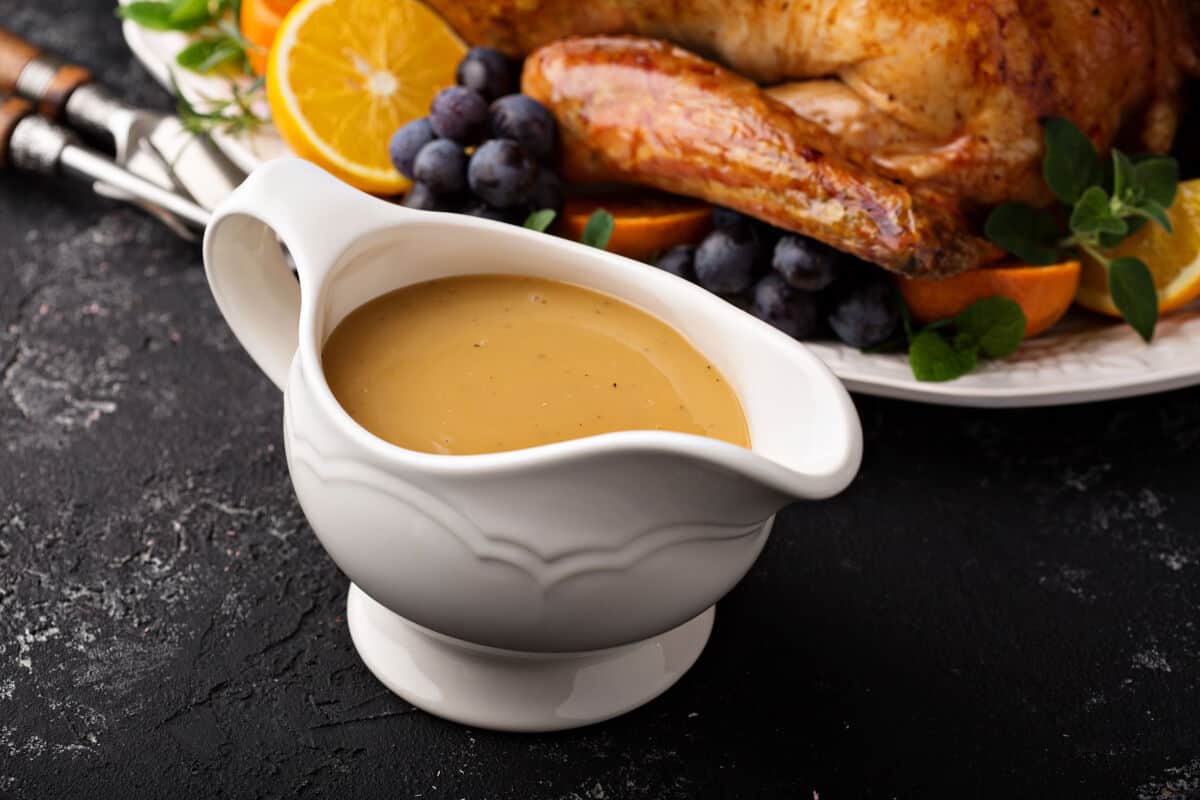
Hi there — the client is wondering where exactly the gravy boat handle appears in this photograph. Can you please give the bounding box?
[202,158,404,389]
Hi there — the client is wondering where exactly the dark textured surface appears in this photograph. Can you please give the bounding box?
[2,2,1199,797]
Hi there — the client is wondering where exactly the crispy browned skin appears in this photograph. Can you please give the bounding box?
[428,0,1198,207]
[523,37,998,277]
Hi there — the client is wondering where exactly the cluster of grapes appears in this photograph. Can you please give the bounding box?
[388,48,563,223]
[655,212,902,349]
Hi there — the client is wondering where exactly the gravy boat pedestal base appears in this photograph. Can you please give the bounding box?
[347,584,716,732]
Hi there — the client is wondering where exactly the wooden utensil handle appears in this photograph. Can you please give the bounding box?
[0,27,40,93]
[0,27,92,119]
[0,95,35,169]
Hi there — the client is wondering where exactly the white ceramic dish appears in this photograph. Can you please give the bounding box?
[121,14,287,173]
[202,158,862,730]
[123,16,1200,407]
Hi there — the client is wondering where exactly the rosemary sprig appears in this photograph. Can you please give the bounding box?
[172,76,266,137]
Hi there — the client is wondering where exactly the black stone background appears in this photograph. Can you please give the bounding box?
[1,2,1198,797]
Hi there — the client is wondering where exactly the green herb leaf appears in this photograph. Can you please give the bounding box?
[215,17,255,50]
[1043,117,1101,205]
[1112,150,1138,203]
[1098,216,1147,249]
[1069,186,1126,237]
[954,296,1027,358]
[908,330,978,383]
[1134,199,1173,234]
[1108,257,1158,342]
[176,35,244,73]
[172,74,265,136]
[581,209,614,250]
[984,202,1064,265]
[1134,157,1179,209]
[117,2,176,30]
[168,0,215,30]
[523,209,557,233]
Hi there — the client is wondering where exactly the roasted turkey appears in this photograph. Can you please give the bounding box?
[426,0,1200,276]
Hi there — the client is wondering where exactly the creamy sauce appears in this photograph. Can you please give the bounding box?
[321,275,749,454]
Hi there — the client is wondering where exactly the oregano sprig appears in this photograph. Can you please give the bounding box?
[985,117,1178,342]
[904,296,1028,382]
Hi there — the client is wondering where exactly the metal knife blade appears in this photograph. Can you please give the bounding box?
[143,113,244,210]
[65,82,243,211]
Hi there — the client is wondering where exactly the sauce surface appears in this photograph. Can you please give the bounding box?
[321,275,749,454]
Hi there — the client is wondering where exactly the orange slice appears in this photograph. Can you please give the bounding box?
[896,261,1082,338]
[556,191,713,260]
[240,0,298,76]
[1076,178,1200,317]
[266,0,466,194]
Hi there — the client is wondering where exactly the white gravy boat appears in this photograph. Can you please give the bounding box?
[203,158,862,731]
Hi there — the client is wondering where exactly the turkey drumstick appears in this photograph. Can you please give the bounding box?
[523,37,997,278]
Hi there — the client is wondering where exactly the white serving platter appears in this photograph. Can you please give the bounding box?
[123,15,1200,407]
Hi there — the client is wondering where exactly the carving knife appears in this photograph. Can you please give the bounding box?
[0,25,242,236]
[1,96,210,231]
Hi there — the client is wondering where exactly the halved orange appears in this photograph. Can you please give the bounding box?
[240,0,298,75]
[896,261,1082,338]
[1076,178,1200,317]
[266,0,466,194]
[556,191,713,260]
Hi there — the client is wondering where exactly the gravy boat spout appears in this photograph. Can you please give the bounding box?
[203,158,863,732]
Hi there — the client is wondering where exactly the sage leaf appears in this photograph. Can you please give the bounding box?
[954,296,1027,358]
[1070,186,1126,237]
[523,209,556,233]
[117,2,176,29]
[1043,117,1100,205]
[984,202,1063,265]
[909,331,978,383]
[1134,157,1179,209]
[581,209,614,250]
[1108,256,1158,342]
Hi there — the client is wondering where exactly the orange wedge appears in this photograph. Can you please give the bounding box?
[896,261,1082,338]
[266,0,466,194]
[240,0,298,75]
[1076,178,1200,317]
[556,192,713,260]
